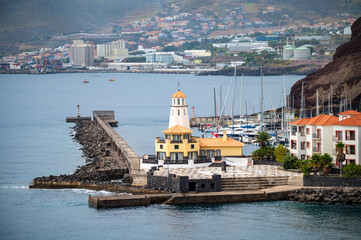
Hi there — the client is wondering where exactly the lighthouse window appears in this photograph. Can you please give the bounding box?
[182,99,184,105]
[178,99,180,105]
[178,110,180,115]
[173,135,181,141]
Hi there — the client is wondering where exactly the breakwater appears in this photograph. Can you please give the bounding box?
[288,188,361,205]
[32,119,129,184]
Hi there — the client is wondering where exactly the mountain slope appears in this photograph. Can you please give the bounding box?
[289,17,361,114]
[0,0,163,53]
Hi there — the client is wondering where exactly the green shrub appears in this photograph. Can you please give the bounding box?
[343,163,361,178]
[274,144,289,163]
[252,146,275,160]
[282,155,298,169]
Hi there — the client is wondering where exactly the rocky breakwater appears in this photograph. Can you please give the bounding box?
[288,188,361,205]
[32,120,129,186]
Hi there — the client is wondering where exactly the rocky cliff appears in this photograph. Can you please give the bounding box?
[290,17,361,115]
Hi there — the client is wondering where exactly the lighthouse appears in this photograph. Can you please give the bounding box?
[168,89,190,129]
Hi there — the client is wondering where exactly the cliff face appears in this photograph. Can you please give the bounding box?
[290,17,361,114]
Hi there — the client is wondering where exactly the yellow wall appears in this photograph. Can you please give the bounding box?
[200,146,242,156]
[155,136,200,157]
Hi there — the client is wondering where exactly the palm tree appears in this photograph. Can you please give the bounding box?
[336,142,345,177]
[254,131,271,149]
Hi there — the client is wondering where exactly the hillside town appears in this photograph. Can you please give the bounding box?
[0,4,356,73]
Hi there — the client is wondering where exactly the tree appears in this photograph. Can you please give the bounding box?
[274,144,289,163]
[254,131,271,149]
[336,142,346,177]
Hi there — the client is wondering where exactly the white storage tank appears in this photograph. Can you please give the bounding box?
[294,47,311,59]
[283,45,295,59]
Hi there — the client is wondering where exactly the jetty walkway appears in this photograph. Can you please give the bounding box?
[88,185,299,208]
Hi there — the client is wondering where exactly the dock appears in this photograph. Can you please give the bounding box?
[88,185,298,208]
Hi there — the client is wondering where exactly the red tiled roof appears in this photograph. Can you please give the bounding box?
[333,114,361,126]
[289,118,310,125]
[289,115,338,126]
[338,110,361,116]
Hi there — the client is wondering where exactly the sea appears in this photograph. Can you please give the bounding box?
[0,73,360,240]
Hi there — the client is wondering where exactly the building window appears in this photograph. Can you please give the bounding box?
[160,145,163,149]
[216,150,221,156]
[346,159,356,165]
[346,131,355,140]
[307,142,310,149]
[184,134,189,140]
[306,128,310,135]
[191,144,194,149]
[291,140,297,149]
[170,152,183,161]
[299,127,305,136]
[346,145,355,155]
[188,152,197,160]
[306,155,310,159]
[317,142,321,152]
[201,150,206,157]
[317,129,321,138]
[178,109,180,116]
[335,131,343,140]
[173,135,181,141]
[207,150,215,159]
[165,134,171,139]
[158,152,165,160]
[301,155,305,160]
[301,142,305,150]
[174,145,179,150]
[182,99,184,105]
[177,99,180,105]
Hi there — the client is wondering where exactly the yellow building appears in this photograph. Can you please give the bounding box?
[154,89,245,164]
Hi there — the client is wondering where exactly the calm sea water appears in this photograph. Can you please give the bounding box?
[0,73,360,240]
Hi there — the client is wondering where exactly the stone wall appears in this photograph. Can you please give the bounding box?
[253,160,282,166]
[147,168,221,193]
[304,176,361,187]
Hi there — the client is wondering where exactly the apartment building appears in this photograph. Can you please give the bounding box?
[288,111,361,165]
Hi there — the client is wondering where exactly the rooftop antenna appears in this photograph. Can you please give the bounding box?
[178,82,180,91]
[328,92,331,114]
[322,96,325,114]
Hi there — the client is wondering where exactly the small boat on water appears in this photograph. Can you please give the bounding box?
[109,78,115,82]
[83,80,89,83]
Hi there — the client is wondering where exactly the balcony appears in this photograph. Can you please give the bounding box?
[312,133,321,139]
[313,147,321,153]
[156,137,165,143]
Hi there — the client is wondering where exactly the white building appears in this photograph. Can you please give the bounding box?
[97,40,128,60]
[146,52,174,64]
[289,111,361,165]
[332,110,361,165]
[69,40,94,67]
[184,50,211,58]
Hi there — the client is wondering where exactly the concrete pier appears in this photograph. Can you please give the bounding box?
[66,116,91,122]
[88,185,298,208]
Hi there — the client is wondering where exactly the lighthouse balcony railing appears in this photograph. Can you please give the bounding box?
[156,137,165,143]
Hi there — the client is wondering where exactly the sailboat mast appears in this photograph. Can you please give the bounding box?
[330,85,333,115]
[301,82,304,118]
[260,65,264,131]
[231,64,237,136]
[214,88,218,133]
[316,89,319,116]
[240,73,244,124]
